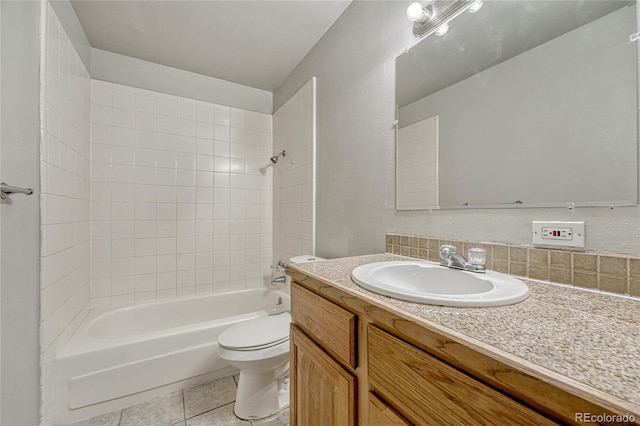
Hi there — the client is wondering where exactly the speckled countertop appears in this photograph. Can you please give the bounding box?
[289,253,640,409]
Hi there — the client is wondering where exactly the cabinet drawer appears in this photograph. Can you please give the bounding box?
[291,282,356,368]
[368,325,557,425]
[368,393,410,425]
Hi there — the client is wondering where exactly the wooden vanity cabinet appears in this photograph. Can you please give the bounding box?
[290,282,357,426]
[289,276,639,425]
[290,280,551,425]
[290,325,356,426]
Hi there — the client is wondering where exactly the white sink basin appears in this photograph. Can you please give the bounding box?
[351,261,530,307]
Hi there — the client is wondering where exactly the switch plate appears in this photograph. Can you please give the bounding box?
[532,221,585,248]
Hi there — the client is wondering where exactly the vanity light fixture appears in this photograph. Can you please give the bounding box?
[408,0,481,39]
[468,0,483,13]
[435,23,449,36]
[406,2,433,24]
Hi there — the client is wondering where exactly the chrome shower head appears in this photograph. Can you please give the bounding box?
[270,150,286,164]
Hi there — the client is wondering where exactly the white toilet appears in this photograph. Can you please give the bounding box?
[217,255,324,420]
[217,312,291,420]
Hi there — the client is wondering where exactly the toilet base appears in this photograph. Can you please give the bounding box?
[233,361,290,420]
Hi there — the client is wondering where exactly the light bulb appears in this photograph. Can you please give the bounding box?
[435,23,449,36]
[407,2,429,23]
[468,0,483,13]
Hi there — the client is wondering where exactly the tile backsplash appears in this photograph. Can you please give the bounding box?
[386,233,640,298]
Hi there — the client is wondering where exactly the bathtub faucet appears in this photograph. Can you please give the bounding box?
[271,261,286,273]
[271,276,287,284]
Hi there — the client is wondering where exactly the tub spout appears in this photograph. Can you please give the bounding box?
[271,276,287,284]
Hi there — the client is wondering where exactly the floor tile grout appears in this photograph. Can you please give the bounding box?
[184,400,236,421]
[181,390,187,424]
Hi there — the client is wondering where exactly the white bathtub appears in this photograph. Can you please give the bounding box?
[54,288,289,425]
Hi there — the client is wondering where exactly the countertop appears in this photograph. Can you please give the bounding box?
[289,253,640,410]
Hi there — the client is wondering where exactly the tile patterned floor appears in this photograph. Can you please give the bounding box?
[69,375,289,426]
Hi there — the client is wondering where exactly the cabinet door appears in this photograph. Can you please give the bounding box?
[290,324,356,426]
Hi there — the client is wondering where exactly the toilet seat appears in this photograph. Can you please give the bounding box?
[218,312,291,351]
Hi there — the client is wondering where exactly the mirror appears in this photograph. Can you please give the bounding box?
[396,1,638,210]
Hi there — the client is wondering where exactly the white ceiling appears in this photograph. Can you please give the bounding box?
[71,0,351,92]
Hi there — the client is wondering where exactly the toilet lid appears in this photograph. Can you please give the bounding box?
[218,312,291,350]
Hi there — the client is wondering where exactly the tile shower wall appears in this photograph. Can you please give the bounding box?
[40,4,92,424]
[396,115,438,210]
[272,78,315,265]
[89,81,273,308]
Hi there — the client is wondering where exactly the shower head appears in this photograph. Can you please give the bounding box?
[270,150,286,164]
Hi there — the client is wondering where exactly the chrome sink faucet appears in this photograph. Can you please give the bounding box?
[439,245,486,273]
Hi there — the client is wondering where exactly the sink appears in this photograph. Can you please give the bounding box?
[351,261,530,307]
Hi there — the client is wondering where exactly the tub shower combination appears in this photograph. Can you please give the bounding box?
[54,288,289,425]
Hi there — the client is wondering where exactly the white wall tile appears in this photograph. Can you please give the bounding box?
[90,81,273,308]
[113,84,136,110]
[157,94,177,115]
[113,107,136,129]
[196,102,214,124]
[178,99,197,120]
[40,6,92,425]
[136,91,157,114]
[272,80,315,265]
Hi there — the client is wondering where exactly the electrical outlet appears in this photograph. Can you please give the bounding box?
[532,221,585,248]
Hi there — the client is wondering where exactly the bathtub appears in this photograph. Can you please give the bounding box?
[54,288,289,425]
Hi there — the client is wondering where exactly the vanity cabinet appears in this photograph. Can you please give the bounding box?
[290,280,550,425]
[290,325,356,426]
[290,282,357,426]
[289,272,639,425]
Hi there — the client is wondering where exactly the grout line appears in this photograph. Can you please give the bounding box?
[117,409,123,426]
[182,389,187,423]
[185,401,236,421]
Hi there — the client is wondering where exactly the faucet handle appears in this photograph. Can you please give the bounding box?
[271,261,287,273]
[439,245,458,256]
[467,248,487,266]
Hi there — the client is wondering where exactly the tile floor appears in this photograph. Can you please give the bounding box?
[69,375,289,426]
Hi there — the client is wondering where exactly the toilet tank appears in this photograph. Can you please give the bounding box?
[288,255,325,264]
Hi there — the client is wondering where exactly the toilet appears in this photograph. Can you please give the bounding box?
[217,255,324,420]
[217,312,291,420]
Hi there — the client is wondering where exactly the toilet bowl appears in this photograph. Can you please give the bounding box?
[217,312,291,420]
[217,254,324,420]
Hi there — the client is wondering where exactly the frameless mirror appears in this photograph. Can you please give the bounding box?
[396,1,638,210]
